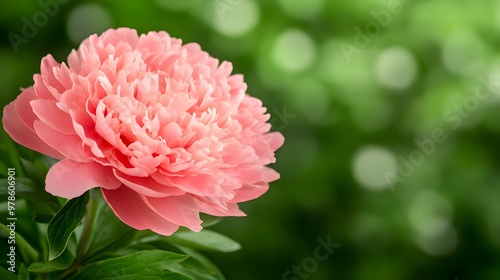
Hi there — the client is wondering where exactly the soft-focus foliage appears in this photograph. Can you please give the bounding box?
[1,0,500,279]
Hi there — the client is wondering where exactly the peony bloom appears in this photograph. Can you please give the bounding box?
[2,28,283,235]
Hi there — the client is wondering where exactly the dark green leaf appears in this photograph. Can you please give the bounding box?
[169,246,225,280]
[200,214,222,228]
[28,245,74,273]
[17,263,29,280]
[164,229,241,253]
[0,266,16,280]
[68,250,190,280]
[47,193,89,260]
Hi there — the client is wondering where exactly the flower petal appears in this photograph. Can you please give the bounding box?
[34,121,89,162]
[113,170,184,198]
[2,102,63,159]
[230,182,269,203]
[102,187,179,235]
[193,196,246,217]
[46,159,120,199]
[265,131,285,151]
[31,99,75,134]
[145,195,203,232]
[14,87,38,131]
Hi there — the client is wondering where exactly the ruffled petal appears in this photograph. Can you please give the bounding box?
[113,170,184,198]
[31,99,75,134]
[193,196,246,217]
[46,159,121,199]
[34,121,89,162]
[2,102,63,159]
[145,195,203,232]
[14,87,38,131]
[230,182,269,203]
[102,186,179,235]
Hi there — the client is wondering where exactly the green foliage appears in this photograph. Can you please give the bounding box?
[29,247,73,273]
[67,250,190,280]
[47,193,88,261]
[164,230,241,253]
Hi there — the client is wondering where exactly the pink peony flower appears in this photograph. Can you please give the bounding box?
[2,28,283,235]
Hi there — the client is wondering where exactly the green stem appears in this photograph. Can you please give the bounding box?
[75,196,99,261]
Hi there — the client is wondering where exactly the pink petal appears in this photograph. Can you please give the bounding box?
[102,187,179,236]
[34,121,89,162]
[33,75,56,99]
[31,99,75,134]
[40,55,65,94]
[145,195,203,232]
[2,102,63,159]
[46,159,121,199]
[164,174,221,197]
[265,132,285,151]
[14,87,38,131]
[230,182,269,203]
[113,170,184,198]
[193,196,246,217]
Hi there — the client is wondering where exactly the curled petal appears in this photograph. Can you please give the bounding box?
[2,102,63,159]
[145,195,203,232]
[113,170,184,198]
[34,121,89,162]
[46,159,121,199]
[31,99,75,134]
[102,186,179,236]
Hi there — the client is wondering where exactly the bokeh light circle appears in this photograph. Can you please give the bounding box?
[374,46,418,90]
[272,29,316,73]
[211,0,260,37]
[352,146,397,191]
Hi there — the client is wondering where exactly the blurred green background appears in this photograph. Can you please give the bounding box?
[1,0,500,279]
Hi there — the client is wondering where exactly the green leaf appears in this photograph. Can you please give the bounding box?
[68,250,190,280]
[169,246,226,280]
[200,214,222,228]
[47,193,89,260]
[164,229,241,253]
[28,245,74,273]
[17,263,29,280]
[0,266,16,280]
[0,223,38,265]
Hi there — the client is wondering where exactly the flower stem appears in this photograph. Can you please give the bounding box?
[75,195,98,261]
